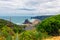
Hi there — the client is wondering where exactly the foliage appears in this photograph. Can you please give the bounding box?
[6,35,12,40]
[1,15,60,40]
[1,26,15,36]
[37,15,60,36]
[19,30,38,40]
[19,30,48,40]
[0,19,25,33]
[0,19,26,40]
[13,25,26,33]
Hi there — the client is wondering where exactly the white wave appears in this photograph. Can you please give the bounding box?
[29,19,36,22]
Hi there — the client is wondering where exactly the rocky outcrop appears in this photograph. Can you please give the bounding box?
[23,19,40,30]
[23,19,32,24]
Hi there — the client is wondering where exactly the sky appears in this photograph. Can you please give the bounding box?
[0,0,60,16]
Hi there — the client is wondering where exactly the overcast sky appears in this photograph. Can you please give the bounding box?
[0,0,60,16]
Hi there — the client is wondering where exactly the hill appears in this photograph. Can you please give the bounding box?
[31,15,52,20]
[0,19,25,33]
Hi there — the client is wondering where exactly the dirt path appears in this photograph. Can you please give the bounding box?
[45,36,60,40]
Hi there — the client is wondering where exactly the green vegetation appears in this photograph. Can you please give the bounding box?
[20,30,38,40]
[37,15,60,36]
[0,19,26,40]
[0,14,60,40]
[0,19,26,33]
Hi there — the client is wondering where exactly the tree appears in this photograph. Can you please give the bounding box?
[37,15,60,36]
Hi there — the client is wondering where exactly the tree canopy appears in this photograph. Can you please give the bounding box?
[37,15,60,36]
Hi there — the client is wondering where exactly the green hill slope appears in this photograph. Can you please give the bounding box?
[37,15,60,36]
[0,19,25,33]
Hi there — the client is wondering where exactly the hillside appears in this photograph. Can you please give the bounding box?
[0,18,21,28]
[0,19,14,27]
[0,19,25,33]
[31,15,52,20]
[0,15,60,40]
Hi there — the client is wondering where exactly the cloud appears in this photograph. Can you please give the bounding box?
[17,8,36,11]
[0,0,11,1]
[0,0,60,16]
[37,0,60,15]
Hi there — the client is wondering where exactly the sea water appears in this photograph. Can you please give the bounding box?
[0,16,32,25]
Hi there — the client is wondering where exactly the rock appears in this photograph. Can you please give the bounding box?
[23,19,32,24]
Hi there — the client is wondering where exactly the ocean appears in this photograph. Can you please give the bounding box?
[0,16,51,25]
[0,16,32,25]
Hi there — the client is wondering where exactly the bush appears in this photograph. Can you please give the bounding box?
[19,30,48,40]
[19,30,39,40]
[37,15,60,36]
[13,25,26,33]
[1,26,14,37]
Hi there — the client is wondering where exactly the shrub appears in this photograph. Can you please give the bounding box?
[37,15,60,36]
[19,30,39,40]
[19,30,48,40]
[13,25,26,33]
[1,26,14,37]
